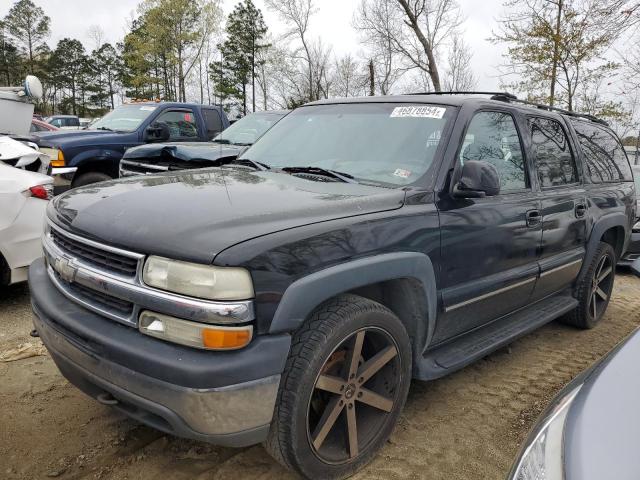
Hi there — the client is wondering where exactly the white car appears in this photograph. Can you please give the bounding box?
[0,162,52,285]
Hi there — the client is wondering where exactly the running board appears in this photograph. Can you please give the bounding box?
[415,295,578,381]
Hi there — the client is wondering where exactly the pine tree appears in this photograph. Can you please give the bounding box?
[214,0,269,114]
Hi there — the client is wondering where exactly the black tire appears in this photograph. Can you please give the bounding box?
[265,294,411,480]
[562,242,616,329]
[72,171,113,188]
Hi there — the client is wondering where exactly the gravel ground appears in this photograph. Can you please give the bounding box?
[1,274,639,480]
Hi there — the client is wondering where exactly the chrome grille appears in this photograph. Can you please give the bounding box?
[51,228,139,277]
[62,273,134,316]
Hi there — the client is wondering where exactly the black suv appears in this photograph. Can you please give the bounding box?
[29,94,635,479]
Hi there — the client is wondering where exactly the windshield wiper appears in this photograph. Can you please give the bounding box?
[228,158,270,171]
[281,166,358,183]
[96,126,114,131]
[212,138,230,144]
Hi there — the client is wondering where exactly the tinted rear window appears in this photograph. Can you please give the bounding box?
[571,120,632,182]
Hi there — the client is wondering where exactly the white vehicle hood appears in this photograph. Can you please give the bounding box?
[0,136,49,168]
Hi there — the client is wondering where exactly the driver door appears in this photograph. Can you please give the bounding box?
[433,110,542,343]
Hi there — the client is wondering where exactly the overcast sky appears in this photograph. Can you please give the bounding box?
[1,0,507,90]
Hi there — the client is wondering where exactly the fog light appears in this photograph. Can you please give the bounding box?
[139,311,252,350]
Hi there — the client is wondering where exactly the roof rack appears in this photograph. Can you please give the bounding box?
[404,90,609,126]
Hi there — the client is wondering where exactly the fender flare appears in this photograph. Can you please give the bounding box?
[69,148,123,168]
[578,213,629,281]
[269,252,437,347]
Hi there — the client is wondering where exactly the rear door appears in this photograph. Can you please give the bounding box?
[527,116,586,300]
[435,109,542,343]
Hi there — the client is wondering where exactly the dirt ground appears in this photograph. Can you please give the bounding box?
[1,274,639,480]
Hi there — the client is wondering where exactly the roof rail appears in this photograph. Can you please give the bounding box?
[405,91,518,100]
[404,90,609,126]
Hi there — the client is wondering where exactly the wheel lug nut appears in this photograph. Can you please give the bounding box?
[357,392,362,398]
[348,403,353,409]
[358,377,364,383]
[350,374,355,379]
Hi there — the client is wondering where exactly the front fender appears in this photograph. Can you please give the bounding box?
[269,252,437,346]
[68,148,123,167]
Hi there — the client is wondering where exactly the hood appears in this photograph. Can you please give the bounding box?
[123,142,242,163]
[563,328,640,480]
[50,168,406,264]
[36,129,122,147]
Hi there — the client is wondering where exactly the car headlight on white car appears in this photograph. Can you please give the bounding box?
[142,255,254,301]
[509,386,582,480]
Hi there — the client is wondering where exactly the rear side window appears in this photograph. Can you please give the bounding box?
[529,117,578,187]
[571,120,633,182]
[203,108,223,140]
[460,111,528,191]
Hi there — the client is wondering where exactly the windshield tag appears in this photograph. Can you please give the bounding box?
[390,106,445,119]
[393,168,412,179]
[140,106,157,111]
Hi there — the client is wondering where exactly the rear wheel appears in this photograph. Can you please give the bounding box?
[265,294,411,479]
[563,242,616,329]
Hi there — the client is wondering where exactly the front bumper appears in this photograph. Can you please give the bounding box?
[29,259,291,447]
[49,167,77,194]
[618,231,640,266]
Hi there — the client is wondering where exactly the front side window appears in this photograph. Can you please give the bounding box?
[240,103,454,187]
[571,120,632,183]
[529,117,578,187]
[459,111,527,191]
[155,109,198,140]
[203,108,223,140]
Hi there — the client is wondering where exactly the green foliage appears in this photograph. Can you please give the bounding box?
[212,0,269,114]
[3,0,50,73]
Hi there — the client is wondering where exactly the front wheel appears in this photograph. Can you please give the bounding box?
[72,171,113,188]
[265,294,411,479]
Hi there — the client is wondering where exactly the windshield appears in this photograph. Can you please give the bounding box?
[213,112,286,145]
[239,103,453,186]
[90,104,157,132]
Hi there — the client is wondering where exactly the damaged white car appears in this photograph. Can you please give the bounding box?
[0,162,53,286]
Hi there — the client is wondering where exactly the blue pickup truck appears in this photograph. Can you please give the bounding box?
[37,102,229,188]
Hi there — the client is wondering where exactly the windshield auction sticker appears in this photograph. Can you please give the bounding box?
[390,106,446,119]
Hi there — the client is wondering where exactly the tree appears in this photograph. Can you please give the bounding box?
[215,0,269,114]
[493,0,639,110]
[354,0,464,92]
[354,0,405,95]
[443,33,476,91]
[332,55,366,97]
[91,43,122,109]
[0,21,23,86]
[52,38,87,115]
[265,0,320,102]
[3,0,50,74]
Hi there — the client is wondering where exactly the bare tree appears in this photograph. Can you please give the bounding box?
[355,0,464,92]
[443,33,476,90]
[265,0,320,101]
[87,25,106,51]
[332,54,367,97]
[354,0,405,94]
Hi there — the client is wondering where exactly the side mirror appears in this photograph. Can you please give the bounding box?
[452,160,500,198]
[145,122,170,142]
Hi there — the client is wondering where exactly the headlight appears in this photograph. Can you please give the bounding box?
[41,147,65,167]
[139,310,252,350]
[143,256,254,301]
[509,386,581,480]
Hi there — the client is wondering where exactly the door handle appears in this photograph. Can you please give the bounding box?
[575,203,587,218]
[525,209,541,227]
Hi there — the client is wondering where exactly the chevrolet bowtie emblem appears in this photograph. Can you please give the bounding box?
[54,257,77,283]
